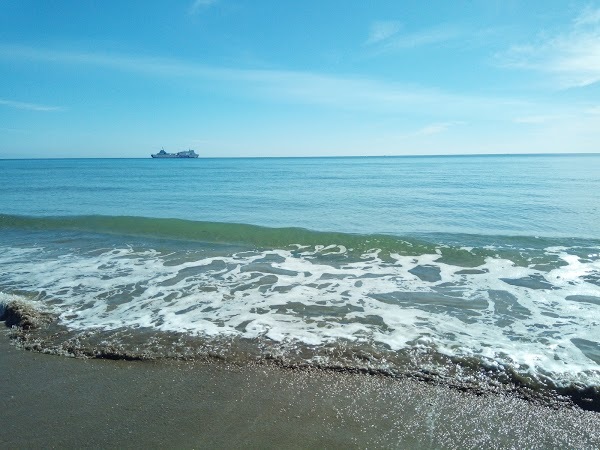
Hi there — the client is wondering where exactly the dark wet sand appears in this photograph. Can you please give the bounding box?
[1,332,599,449]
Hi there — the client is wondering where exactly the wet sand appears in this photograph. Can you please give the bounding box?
[1,331,599,449]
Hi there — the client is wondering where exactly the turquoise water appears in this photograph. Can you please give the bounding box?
[2,154,600,237]
[1,155,599,407]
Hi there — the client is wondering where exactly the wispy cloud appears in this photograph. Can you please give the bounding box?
[497,6,600,88]
[574,4,600,26]
[366,23,462,52]
[0,43,505,113]
[389,25,461,49]
[415,121,463,136]
[189,0,218,15]
[513,115,560,124]
[586,105,600,115]
[0,126,26,133]
[0,98,62,112]
[366,21,401,44]
[0,43,575,124]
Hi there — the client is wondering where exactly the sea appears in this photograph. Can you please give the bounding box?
[1,154,599,409]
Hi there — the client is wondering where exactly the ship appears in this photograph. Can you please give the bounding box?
[151,148,199,158]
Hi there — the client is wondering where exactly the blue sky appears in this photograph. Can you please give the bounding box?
[1,0,599,158]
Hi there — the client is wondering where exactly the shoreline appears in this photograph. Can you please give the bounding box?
[2,330,599,448]
[3,298,598,412]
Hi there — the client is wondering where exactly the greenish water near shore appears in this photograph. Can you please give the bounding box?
[1,155,599,410]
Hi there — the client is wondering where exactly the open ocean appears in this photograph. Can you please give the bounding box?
[1,154,599,409]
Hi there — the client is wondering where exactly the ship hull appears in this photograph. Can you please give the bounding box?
[151,151,199,158]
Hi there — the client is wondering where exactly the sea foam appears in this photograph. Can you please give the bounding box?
[1,238,599,391]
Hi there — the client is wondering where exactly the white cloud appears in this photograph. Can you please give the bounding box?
[0,98,62,112]
[389,25,461,49]
[0,43,523,117]
[498,6,600,88]
[189,0,218,14]
[574,4,600,26]
[366,21,401,44]
[0,126,26,133]
[2,43,589,129]
[586,105,600,115]
[513,115,558,124]
[415,121,463,135]
[367,24,462,53]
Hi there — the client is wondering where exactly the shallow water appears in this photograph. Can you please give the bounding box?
[1,155,599,407]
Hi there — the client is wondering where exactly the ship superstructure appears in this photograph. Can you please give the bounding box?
[151,148,199,158]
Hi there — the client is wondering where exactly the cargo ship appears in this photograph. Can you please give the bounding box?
[151,148,199,158]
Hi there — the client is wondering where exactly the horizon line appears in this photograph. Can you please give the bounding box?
[1,151,600,161]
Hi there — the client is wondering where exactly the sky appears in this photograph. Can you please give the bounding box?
[1,0,600,158]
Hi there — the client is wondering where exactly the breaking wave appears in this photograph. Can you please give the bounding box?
[1,214,599,409]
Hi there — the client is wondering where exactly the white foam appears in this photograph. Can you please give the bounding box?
[0,242,599,387]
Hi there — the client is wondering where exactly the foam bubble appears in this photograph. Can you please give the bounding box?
[0,241,599,388]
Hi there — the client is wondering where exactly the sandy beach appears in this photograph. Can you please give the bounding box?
[1,329,599,449]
